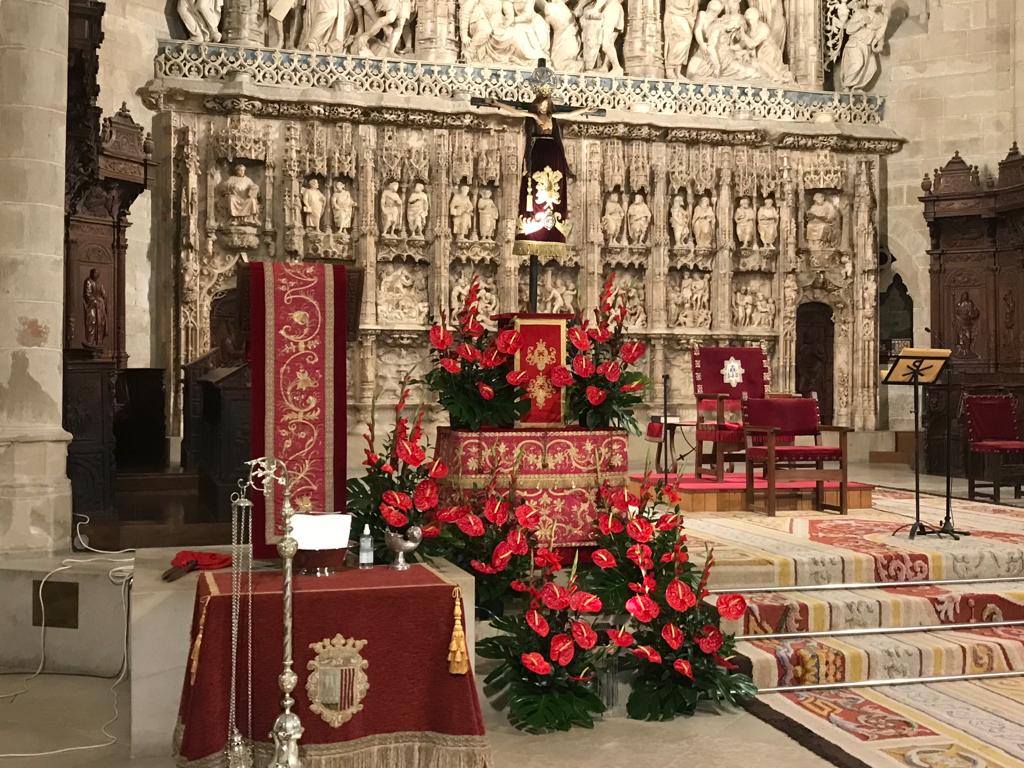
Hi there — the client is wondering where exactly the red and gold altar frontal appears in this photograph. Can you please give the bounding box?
[434,427,628,547]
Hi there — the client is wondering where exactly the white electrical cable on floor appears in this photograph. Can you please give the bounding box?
[0,513,136,758]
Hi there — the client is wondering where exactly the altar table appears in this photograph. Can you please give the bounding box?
[175,565,488,768]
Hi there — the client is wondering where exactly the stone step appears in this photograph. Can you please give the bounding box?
[737,626,1024,690]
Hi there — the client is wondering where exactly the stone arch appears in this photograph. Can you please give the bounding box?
[797,283,854,426]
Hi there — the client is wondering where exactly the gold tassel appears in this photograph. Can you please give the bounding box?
[448,586,469,675]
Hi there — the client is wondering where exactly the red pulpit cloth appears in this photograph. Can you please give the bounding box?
[248,262,348,558]
[513,314,570,427]
[175,566,489,768]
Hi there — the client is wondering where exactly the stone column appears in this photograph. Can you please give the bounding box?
[0,0,73,552]
[789,0,823,89]
[416,0,458,63]
[623,0,663,78]
[223,0,264,46]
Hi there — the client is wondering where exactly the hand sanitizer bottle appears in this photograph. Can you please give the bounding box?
[358,524,374,569]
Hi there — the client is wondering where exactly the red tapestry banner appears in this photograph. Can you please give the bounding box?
[513,314,570,427]
[249,262,348,558]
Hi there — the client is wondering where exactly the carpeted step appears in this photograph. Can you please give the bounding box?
[720,581,1024,635]
[737,626,1024,690]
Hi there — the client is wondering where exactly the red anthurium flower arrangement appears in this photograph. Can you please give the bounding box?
[551,273,650,432]
[584,476,756,720]
[424,276,530,431]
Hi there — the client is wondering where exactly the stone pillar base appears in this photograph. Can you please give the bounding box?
[0,429,72,554]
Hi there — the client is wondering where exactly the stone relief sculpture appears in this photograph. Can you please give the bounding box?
[83,268,109,348]
[380,181,404,237]
[215,163,260,225]
[300,0,350,53]
[477,188,499,240]
[450,270,470,311]
[685,0,792,82]
[357,0,417,57]
[733,287,776,327]
[752,0,786,56]
[627,193,652,245]
[734,197,756,248]
[663,0,698,79]
[407,182,429,238]
[692,195,716,249]
[330,181,354,233]
[450,184,475,240]
[378,263,428,323]
[757,197,779,247]
[806,192,841,250]
[540,267,577,313]
[177,0,222,42]
[838,0,890,92]
[601,192,625,245]
[577,0,625,75]
[544,0,583,72]
[669,270,711,328]
[741,7,792,83]
[302,178,326,231]
[478,276,500,327]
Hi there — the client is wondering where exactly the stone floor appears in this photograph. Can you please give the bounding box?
[0,673,831,767]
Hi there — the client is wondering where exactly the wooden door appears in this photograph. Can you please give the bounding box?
[796,302,835,424]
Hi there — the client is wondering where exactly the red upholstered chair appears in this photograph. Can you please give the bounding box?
[692,345,788,481]
[742,396,850,516]
[962,393,1024,502]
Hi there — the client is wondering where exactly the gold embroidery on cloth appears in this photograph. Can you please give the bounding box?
[526,375,555,409]
[525,340,556,372]
[306,635,369,728]
[531,166,562,208]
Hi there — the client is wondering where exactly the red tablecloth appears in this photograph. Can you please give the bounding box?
[176,565,488,767]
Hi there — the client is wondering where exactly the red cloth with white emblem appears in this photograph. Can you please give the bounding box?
[434,427,628,547]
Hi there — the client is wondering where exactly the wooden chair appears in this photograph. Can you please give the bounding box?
[962,393,1024,502]
[742,396,851,516]
[691,345,790,481]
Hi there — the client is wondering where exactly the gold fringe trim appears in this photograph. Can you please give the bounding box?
[176,732,491,768]
[512,240,568,258]
[448,587,469,675]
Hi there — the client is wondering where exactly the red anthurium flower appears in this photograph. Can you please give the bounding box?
[428,458,449,479]
[625,594,661,623]
[665,579,697,612]
[626,543,654,570]
[549,365,574,387]
[586,386,608,406]
[626,516,654,543]
[456,342,480,362]
[632,645,663,664]
[598,515,625,535]
[607,628,635,647]
[596,362,608,376]
[382,490,413,511]
[480,347,506,369]
[462,316,485,338]
[505,528,529,555]
[506,369,531,387]
[620,340,647,365]
[716,593,748,622]
[436,505,468,523]
[483,497,510,526]
[655,513,681,532]
[420,522,441,539]
[569,591,602,614]
[525,609,550,637]
[363,449,381,467]
[540,583,571,611]
[696,625,724,655]
[380,462,395,474]
[515,504,540,530]
[439,357,462,374]
[470,560,497,574]
[413,479,439,511]
[379,504,409,528]
[620,381,645,394]
[571,620,598,650]
[588,324,612,343]
[673,659,694,680]
[572,354,596,378]
[661,623,685,651]
[604,361,622,383]
[521,652,552,676]
[429,324,453,351]
[510,580,531,593]
[609,487,640,512]
[715,654,740,670]
[496,329,522,354]
[550,634,575,667]
[455,513,485,537]
[396,439,425,467]
[591,549,617,569]
[477,382,495,401]
[568,326,591,352]
[534,548,563,571]
[628,581,645,594]
[490,541,513,571]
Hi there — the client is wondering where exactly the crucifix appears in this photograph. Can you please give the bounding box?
[472,61,604,312]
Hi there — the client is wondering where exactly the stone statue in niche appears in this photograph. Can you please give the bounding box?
[378,264,428,323]
[806,192,841,250]
[407,182,429,238]
[669,270,711,328]
[544,0,583,72]
[735,197,756,248]
[541,267,577,313]
[577,0,624,75]
[692,195,716,249]
[757,197,779,247]
[669,194,690,246]
[83,268,109,348]
[177,0,222,42]
[627,193,652,245]
[953,291,981,358]
[380,181,404,237]
[331,181,354,234]
[783,272,798,307]
[450,184,475,240]
[300,0,350,53]
[477,189,499,240]
[663,0,699,79]
[601,192,625,244]
[838,0,890,92]
[302,178,326,231]
[215,163,261,225]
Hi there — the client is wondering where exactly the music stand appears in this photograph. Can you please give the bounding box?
[882,348,953,539]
